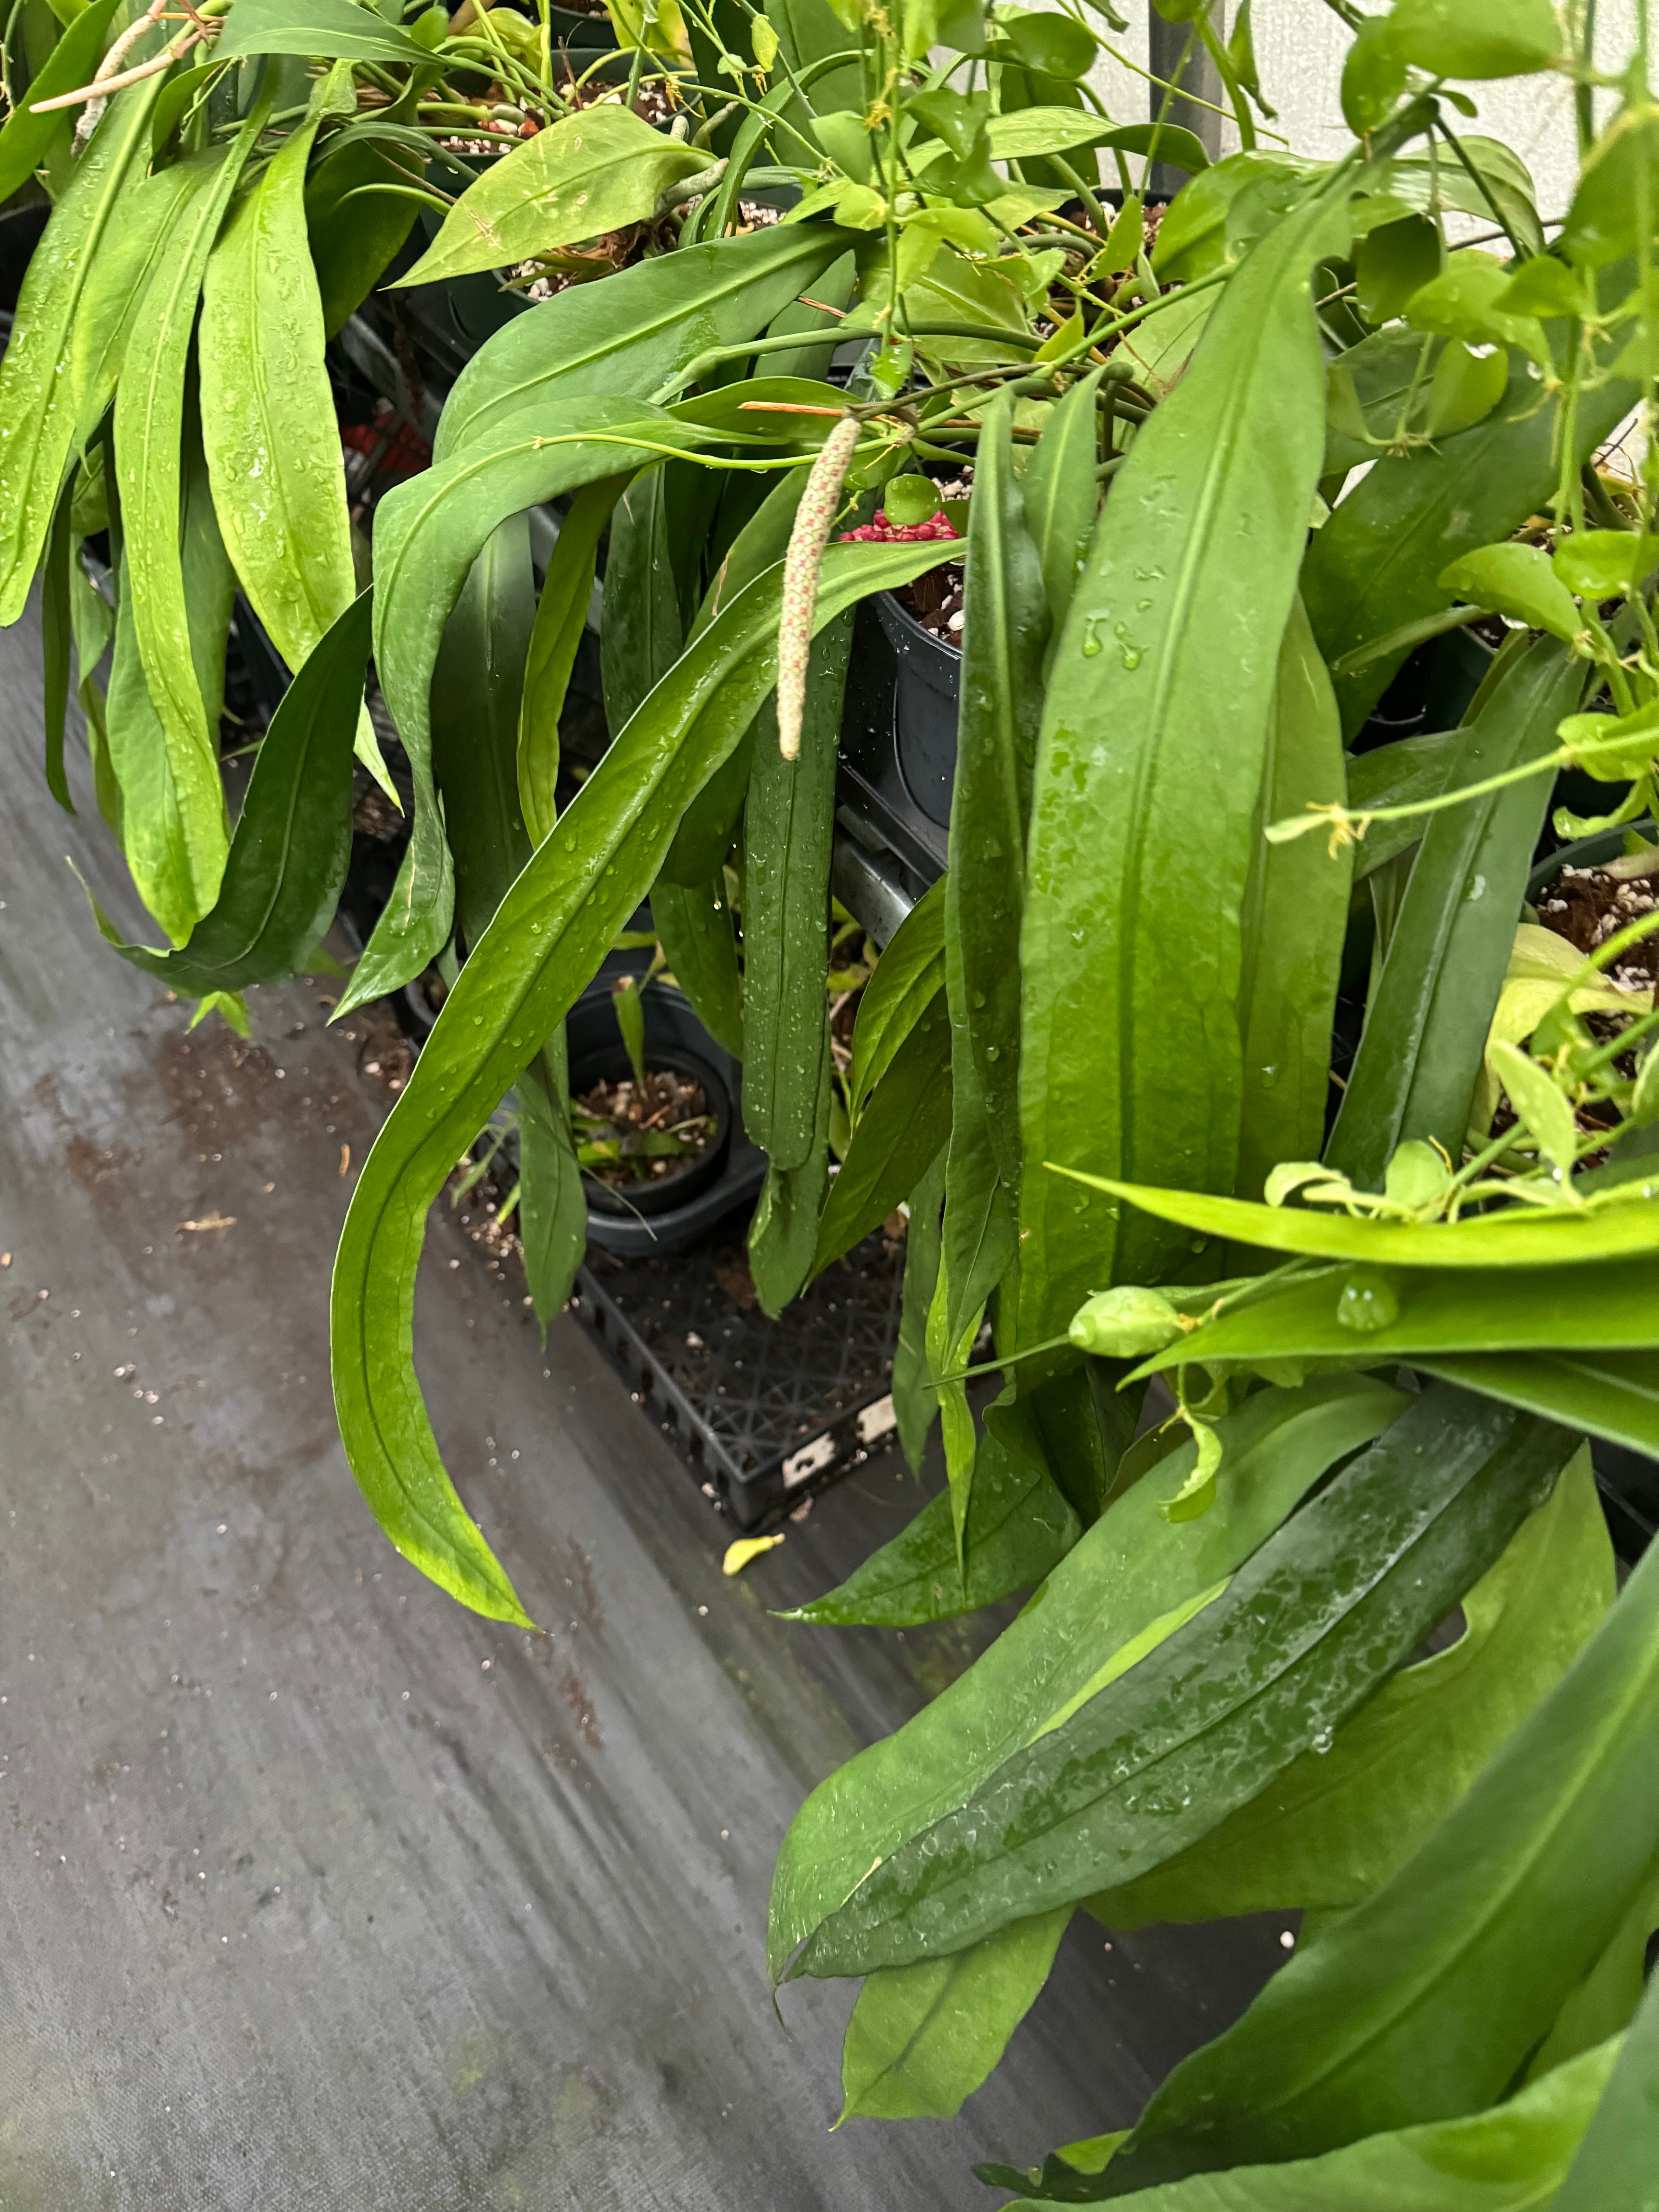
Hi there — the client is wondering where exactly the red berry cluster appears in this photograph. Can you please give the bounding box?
[838,512,960,544]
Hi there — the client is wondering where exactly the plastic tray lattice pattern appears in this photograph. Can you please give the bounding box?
[572,1228,905,1527]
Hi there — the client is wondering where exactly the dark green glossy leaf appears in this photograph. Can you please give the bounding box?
[1235,601,1350,1201]
[88,591,371,993]
[1020,173,1351,1340]
[304,137,421,338]
[946,387,1044,1195]
[600,462,688,740]
[749,1050,831,1318]
[1020,367,1103,640]
[0,0,120,203]
[430,513,534,950]
[330,539,954,1621]
[787,1387,1573,1982]
[840,1907,1071,2123]
[1084,1451,1612,1927]
[1325,636,1585,1185]
[1106,1472,1659,2190]
[518,474,622,848]
[892,1150,945,1472]
[768,1375,1406,1978]
[434,225,848,460]
[68,153,212,448]
[780,1398,1081,1627]
[848,877,945,1109]
[651,876,743,1060]
[742,622,850,1172]
[814,995,951,1274]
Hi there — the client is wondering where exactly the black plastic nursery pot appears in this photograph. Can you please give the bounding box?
[834,593,958,938]
[564,959,764,1252]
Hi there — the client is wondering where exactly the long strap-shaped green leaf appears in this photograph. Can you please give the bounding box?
[784,1388,1575,1982]
[1233,598,1352,1200]
[0,62,168,622]
[330,540,955,1623]
[336,404,711,1016]
[1105,1463,1659,2190]
[1018,175,1352,1343]
[1324,634,1585,1186]
[114,88,272,924]
[87,590,372,994]
[942,389,1048,1369]
[768,1374,1405,1978]
[199,76,360,716]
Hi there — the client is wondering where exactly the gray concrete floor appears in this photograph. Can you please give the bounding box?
[0,605,1281,2210]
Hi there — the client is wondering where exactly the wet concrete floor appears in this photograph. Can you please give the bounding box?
[0,606,1281,2209]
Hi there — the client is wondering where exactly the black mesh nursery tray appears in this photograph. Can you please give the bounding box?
[571,1224,906,1528]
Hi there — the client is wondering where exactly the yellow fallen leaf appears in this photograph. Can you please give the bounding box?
[177,1214,236,1234]
[339,1143,351,1178]
[721,1534,784,1577]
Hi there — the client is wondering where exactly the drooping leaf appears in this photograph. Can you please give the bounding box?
[199,87,362,731]
[781,1397,1081,1628]
[304,135,421,338]
[88,591,371,993]
[68,153,214,448]
[1417,1346,1659,1459]
[768,1375,1407,1977]
[336,406,707,1016]
[786,1389,1575,1982]
[0,64,167,623]
[114,92,270,926]
[1020,366,1103,640]
[330,540,955,1621]
[840,1908,1072,2123]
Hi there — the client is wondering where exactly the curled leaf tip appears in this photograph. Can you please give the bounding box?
[777,414,860,762]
